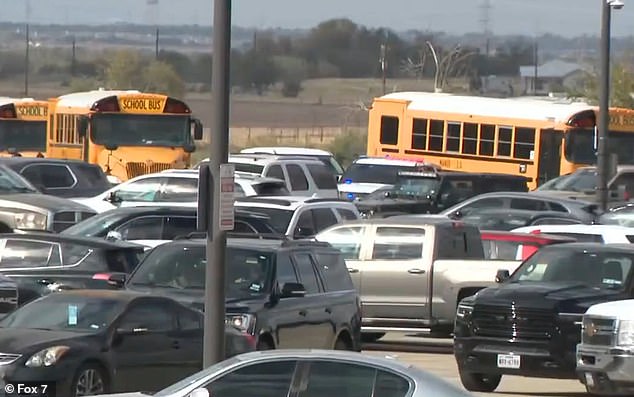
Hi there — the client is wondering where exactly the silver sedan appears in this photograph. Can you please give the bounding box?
[96,349,475,397]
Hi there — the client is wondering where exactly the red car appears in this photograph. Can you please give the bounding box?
[481,230,576,261]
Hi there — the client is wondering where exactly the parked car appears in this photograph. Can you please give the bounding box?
[454,243,634,392]
[461,208,584,231]
[239,146,345,178]
[118,349,476,397]
[0,274,18,315]
[315,216,522,340]
[512,224,634,243]
[440,191,598,223]
[0,290,255,396]
[577,299,634,395]
[61,207,279,243]
[597,203,634,226]
[118,235,362,351]
[0,232,145,305]
[0,157,111,198]
[234,196,360,239]
[355,168,529,217]
[480,230,575,261]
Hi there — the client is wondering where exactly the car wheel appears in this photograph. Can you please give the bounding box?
[361,332,385,343]
[256,339,274,350]
[458,368,502,392]
[72,363,108,397]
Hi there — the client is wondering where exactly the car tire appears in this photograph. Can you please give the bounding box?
[361,332,385,343]
[71,363,109,397]
[458,369,502,392]
[256,339,274,350]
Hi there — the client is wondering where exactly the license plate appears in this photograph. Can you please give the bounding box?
[497,354,521,369]
[585,372,595,387]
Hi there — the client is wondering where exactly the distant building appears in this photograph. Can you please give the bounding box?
[519,59,588,95]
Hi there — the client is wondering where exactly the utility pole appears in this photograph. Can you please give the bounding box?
[597,0,614,212]
[71,36,77,76]
[202,0,231,367]
[380,44,387,95]
[24,24,29,97]
[155,28,160,59]
[533,41,538,95]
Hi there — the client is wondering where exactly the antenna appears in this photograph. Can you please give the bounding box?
[479,0,492,56]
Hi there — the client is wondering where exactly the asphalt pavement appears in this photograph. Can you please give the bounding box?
[363,333,587,397]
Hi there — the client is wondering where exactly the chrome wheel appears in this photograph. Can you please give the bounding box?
[74,367,105,396]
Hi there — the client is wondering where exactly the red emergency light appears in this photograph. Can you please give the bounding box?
[163,98,191,114]
[0,104,17,119]
[90,96,120,112]
[567,110,596,128]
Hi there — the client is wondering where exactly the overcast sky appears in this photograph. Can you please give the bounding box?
[6,0,634,37]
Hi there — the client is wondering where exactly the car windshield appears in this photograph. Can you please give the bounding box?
[234,207,293,233]
[61,210,124,237]
[128,245,274,299]
[536,173,573,191]
[463,212,532,231]
[341,164,413,185]
[369,176,440,199]
[0,166,38,193]
[537,169,597,192]
[252,182,290,196]
[0,294,124,332]
[231,163,265,175]
[599,211,634,227]
[91,113,190,147]
[509,247,634,289]
[0,120,47,152]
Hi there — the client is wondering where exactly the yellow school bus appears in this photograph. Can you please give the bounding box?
[367,92,634,190]
[0,97,48,157]
[47,89,203,182]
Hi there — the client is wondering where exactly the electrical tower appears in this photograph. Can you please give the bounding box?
[146,0,159,26]
[479,0,492,56]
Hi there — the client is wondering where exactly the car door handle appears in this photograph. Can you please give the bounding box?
[299,310,307,316]
[171,340,180,349]
[347,268,359,274]
[407,268,426,274]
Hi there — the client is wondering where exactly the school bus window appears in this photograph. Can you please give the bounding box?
[411,118,428,150]
[446,122,461,152]
[497,126,513,157]
[49,115,54,139]
[514,127,535,160]
[380,116,399,145]
[479,124,495,156]
[429,120,444,151]
[462,123,478,155]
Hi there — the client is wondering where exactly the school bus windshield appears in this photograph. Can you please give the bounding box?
[91,114,190,147]
[0,120,46,152]
[566,128,634,165]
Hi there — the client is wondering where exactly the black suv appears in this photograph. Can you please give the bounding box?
[120,235,362,351]
[0,233,145,305]
[355,168,529,218]
[454,243,634,392]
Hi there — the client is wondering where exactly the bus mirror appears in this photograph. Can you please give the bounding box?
[77,116,89,137]
[192,119,203,140]
[183,143,196,153]
[105,143,119,151]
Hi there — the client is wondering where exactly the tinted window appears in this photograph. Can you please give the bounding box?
[205,361,296,397]
[75,164,110,188]
[374,369,412,397]
[483,240,523,260]
[315,252,354,291]
[276,255,299,285]
[253,182,290,196]
[294,211,316,238]
[0,240,60,267]
[118,217,163,240]
[177,306,202,331]
[264,165,285,180]
[160,178,198,202]
[119,302,175,332]
[22,164,75,189]
[380,116,399,145]
[440,178,475,206]
[163,216,197,240]
[548,202,568,212]
[532,218,581,226]
[116,178,162,202]
[312,208,338,232]
[286,164,309,191]
[341,164,411,185]
[510,198,547,211]
[235,207,293,234]
[457,197,505,216]
[316,226,364,260]
[307,164,337,189]
[293,253,320,293]
[611,173,634,197]
[233,221,257,234]
[234,183,246,198]
[336,208,358,220]
[372,227,424,260]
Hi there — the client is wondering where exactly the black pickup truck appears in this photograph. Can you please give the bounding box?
[453,242,634,392]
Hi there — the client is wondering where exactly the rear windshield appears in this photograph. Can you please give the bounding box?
[232,163,265,175]
[253,182,290,196]
[341,164,413,185]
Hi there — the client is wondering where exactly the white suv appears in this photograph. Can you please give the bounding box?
[239,147,344,178]
[73,170,289,213]
[234,196,361,239]
[195,154,339,198]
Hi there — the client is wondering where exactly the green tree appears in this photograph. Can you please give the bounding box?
[105,50,143,89]
[142,60,185,98]
[569,59,634,108]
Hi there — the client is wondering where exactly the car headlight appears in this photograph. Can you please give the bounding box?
[618,320,634,346]
[225,314,255,333]
[456,303,474,319]
[14,211,47,230]
[25,346,69,367]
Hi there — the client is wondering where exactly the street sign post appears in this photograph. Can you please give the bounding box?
[219,164,235,231]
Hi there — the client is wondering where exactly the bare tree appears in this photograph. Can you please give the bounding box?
[402,42,476,92]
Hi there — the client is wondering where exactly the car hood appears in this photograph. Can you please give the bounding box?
[0,328,95,353]
[338,183,392,194]
[474,281,624,313]
[125,285,267,309]
[0,193,94,213]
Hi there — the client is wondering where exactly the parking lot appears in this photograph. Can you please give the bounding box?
[366,334,586,397]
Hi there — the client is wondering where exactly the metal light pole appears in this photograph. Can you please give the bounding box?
[597,0,624,212]
[24,24,29,96]
[202,0,231,367]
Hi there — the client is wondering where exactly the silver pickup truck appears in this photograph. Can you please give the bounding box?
[315,216,521,340]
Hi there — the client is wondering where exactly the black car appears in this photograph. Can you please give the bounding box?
[461,208,584,231]
[454,243,634,392]
[0,290,254,396]
[61,206,279,241]
[118,235,362,351]
[0,157,111,198]
[0,233,145,305]
[355,169,529,218]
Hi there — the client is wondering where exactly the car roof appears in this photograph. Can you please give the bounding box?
[542,242,634,253]
[464,208,577,217]
[240,147,334,156]
[235,196,351,210]
[1,232,146,250]
[478,191,596,206]
[479,230,577,243]
[93,206,272,220]
[229,154,323,165]
[158,169,284,184]
[341,216,464,227]
[351,157,431,167]
[166,236,334,251]
[0,157,102,168]
[513,224,634,234]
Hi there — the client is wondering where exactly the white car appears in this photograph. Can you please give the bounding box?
[511,224,634,244]
[73,170,289,213]
[239,146,344,177]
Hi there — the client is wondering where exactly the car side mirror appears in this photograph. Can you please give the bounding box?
[280,282,306,298]
[106,191,122,204]
[189,389,210,397]
[495,269,511,283]
[107,273,126,287]
[183,142,196,153]
[105,143,119,151]
[106,230,122,241]
[192,119,203,140]
[294,227,315,239]
[450,210,463,219]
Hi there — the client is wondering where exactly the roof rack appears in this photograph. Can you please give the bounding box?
[303,197,349,204]
[173,231,289,241]
[280,239,332,248]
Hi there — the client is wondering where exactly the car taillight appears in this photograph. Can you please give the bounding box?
[92,273,111,280]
